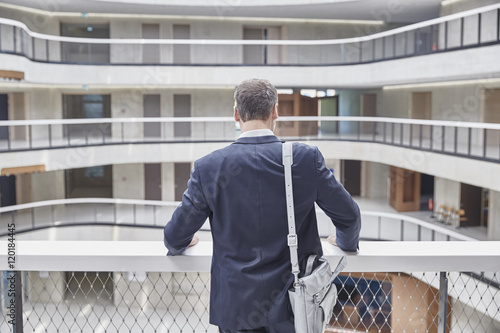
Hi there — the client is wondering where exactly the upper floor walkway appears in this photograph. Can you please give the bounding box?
[1,116,500,192]
[0,3,499,87]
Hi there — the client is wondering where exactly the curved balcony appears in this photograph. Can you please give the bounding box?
[0,198,477,241]
[0,4,499,87]
[1,116,500,191]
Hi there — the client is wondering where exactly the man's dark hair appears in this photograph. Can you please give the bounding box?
[234,78,278,122]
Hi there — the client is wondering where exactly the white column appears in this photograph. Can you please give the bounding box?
[488,190,500,240]
[434,177,461,226]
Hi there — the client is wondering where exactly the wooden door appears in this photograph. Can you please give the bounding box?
[390,166,421,212]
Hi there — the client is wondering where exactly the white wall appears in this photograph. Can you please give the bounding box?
[434,177,461,225]
[488,190,500,240]
[361,161,389,199]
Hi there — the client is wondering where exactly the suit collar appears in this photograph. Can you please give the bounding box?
[233,135,282,145]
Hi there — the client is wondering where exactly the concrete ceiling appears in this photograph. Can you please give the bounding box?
[0,0,445,23]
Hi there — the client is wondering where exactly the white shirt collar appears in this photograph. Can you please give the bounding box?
[238,129,274,138]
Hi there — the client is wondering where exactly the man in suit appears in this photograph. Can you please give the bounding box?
[163,78,361,333]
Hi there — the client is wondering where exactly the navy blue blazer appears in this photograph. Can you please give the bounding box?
[163,135,361,330]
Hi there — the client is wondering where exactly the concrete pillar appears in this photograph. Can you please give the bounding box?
[361,161,389,199]
[488,190,500,240]
[27,90,63,142]
[111,91,143,141]
[161,162,175,201]
[112,163,145,200]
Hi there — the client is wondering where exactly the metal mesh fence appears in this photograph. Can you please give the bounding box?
[0,271,498,332]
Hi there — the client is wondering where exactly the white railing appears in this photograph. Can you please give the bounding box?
[1,4,499,46]
[1,240,499,273]
[0,198,478,241]
[0,3,499,65]
[0,241,498,332]
[1,116,500,162]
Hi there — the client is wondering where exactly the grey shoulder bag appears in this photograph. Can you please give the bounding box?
[282,141,347,333]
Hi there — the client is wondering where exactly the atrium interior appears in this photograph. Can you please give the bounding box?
[0,0,499,332]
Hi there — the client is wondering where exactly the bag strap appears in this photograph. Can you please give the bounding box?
[282,142,300,286]
[283,142,347,287]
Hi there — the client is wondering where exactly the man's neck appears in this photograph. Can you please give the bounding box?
[239,120,273,134]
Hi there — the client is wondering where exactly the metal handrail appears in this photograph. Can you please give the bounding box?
[1,116,500,130]
[0,3,499,46]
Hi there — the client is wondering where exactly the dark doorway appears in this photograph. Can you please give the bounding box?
[420,173,434,211]
[143,94,161,139]
[0,94,8,141]
[341,160,361,196]
[173,24,190,64]
[173,94,191,138]
[142,24,160,64]
[145,163,162,201]
[460,183,482,227]
[63,94,111,140]
[0,175,16,207]
[65,166,113,198]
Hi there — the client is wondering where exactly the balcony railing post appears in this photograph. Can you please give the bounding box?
[382,36,386,59]
[400,123,403,145]
[445,21,448,50]
[383,122,387,142]
[441,126,445,152]
[31,34,35,59]
[497,9,500,41]
[400,220,404,241]
[48,124,52,148]
[409,124,413,146]
[419,124,423,148]
[404,31,408,55]
[468,127,472,156]
[391,122,395,144]
[438,271,449,333]
[45,39,49,61]
[372,38,375,61]
[13,270,24,333]
[454,126,458,154]
[378,216,381,240]
[483,128,487,158]
[359,41,362,63]
[393,34,396,58]
[29,125,32,149]
[7,125,11,150]
[13,26,16,54]
[478,13,482,45]
[430,124,433,150]
[460,17,465,47]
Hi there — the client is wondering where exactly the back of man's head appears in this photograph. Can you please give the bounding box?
[234,78,278,122]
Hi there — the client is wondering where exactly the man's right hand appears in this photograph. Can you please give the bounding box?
[327,234,338,247]
[189,235,200,248]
